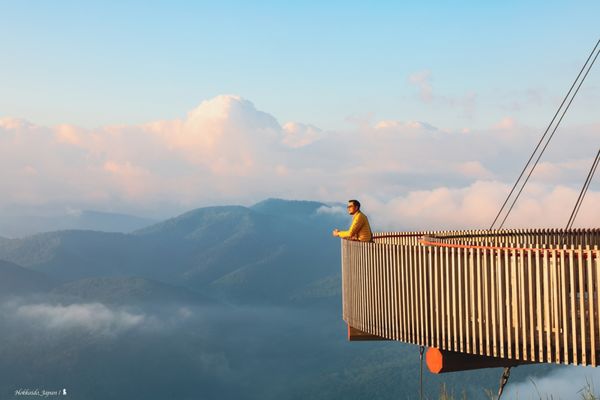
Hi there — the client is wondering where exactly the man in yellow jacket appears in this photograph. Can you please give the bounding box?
[332,199,373,242]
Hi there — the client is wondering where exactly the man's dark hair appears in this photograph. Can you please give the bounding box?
[348,199,361,210]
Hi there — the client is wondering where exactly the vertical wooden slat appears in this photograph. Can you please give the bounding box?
[434,245,440,348]
[503,248,510,359]
[483,248,491,356]
[380,244,387,337]
[347,241,351,323]
[451,247,458,351]
[372,245,386,336]
[497,249,505,358]
[378,244,385,337]
[519,248,527,361]
[358,242,365,332]
[440,246,446,349]
[536,249,543,362]
[416,242,423,345]
[570,248,578,365]
[342,241,346,320]
[428,246,435,347]
[416,241,422,345]
[477,248,484,355]
[412,241,419,344]
[352,242,357,327]
[393,245,401,340]
[357,242,364,331]
[376,243,383,336]
[469,248,477,354]
[366,241,372,333]
[551,248,560,364]
[350,242,356,327]
[510,249,518,360]
[490,249,498,358]
[543,247,552,363]
[408,241,415,343]
[355,242,361,330]
[386,245,398,340]
[595,246,600,367]
[399,240,407,341]
[528,249,537,361]
[422,245,430,346]
[405,237,412,342]
[403,240,410,342]
[586,246,595,366]
[421,244,427,345]
[390,245,398,340]
[385,245,392,339]
[578,246,587,365]
[560,246,569,364]
[445,246,451,350]
[457,249,468,352]
[383,244,390,338]
[378,245,386,336]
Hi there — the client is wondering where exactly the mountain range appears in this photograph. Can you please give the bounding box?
[0,198,346,305]
[0,210,156,238]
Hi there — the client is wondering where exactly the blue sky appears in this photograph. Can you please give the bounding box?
[2,1,599,130]
[0,1,599,226]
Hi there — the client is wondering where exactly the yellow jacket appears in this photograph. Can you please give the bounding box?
[338,211,373,242]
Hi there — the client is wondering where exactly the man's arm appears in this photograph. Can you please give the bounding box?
[336,214,364,238]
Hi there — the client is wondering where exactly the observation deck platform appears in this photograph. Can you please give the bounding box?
[341,229,600,370]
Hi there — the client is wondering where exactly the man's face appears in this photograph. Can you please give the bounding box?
[347,203,358,215]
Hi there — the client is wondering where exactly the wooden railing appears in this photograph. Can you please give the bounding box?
[341,229,600,366]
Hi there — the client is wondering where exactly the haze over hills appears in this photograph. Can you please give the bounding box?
[49,276,211,306]
[0,210,156,238]
[0,259,57,297]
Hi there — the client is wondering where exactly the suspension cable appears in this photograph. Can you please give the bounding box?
[566,148,600,230]
[498,46,600,229]
[490,39,600,230]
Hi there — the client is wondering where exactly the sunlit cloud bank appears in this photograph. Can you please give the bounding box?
[1,94,598,228]
[364,182,600,230]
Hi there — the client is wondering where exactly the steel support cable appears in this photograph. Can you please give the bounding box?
[566,148,600,230]
[490,39,600,230]
[497,43,600,229]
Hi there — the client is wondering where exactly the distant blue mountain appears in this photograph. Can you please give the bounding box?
[251,198,328,218]
[0,199,348,304]
[0,210,156,238]
[0,259,57,297]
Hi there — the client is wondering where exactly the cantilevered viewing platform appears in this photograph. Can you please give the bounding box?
[341,229,600,372]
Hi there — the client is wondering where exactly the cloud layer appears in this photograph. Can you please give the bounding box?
[14,302,146,336]
[1,94,598,229]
